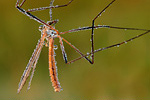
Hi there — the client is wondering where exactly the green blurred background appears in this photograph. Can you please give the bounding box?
[0,0,150,100]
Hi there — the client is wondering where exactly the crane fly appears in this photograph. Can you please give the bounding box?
[16,0,150,93]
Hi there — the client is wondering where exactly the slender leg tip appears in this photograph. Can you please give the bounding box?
[65,60,68,64]
[54,87,63,92]
[17,90,20,94]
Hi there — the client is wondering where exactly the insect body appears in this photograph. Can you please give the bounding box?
[17,20,64,92]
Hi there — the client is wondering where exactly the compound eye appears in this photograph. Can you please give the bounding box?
[47,21,53,25]
[39,25,43,31]
[47,19,58,25]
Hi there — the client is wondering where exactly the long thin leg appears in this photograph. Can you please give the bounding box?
[60,25,150,35]
[58,36,68,63]
[61,37,93,64]
[49,38,62,92]
[16,6,61,34]
[91,0,116,64]
[50,0,55,21]
[20,0,26,7]
[17,33,46,93]
[15,0,73,25]
[26,0,74,12]
[60,25,150,64]
[67,30,150,64]
[16,0,26,7]
[16,2,61,31]
[16,6,50,27]
[16,0,20,6]
[58,34,93,64]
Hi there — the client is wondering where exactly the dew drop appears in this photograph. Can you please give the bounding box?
[87,52,90,55]
[54,45,58,50]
